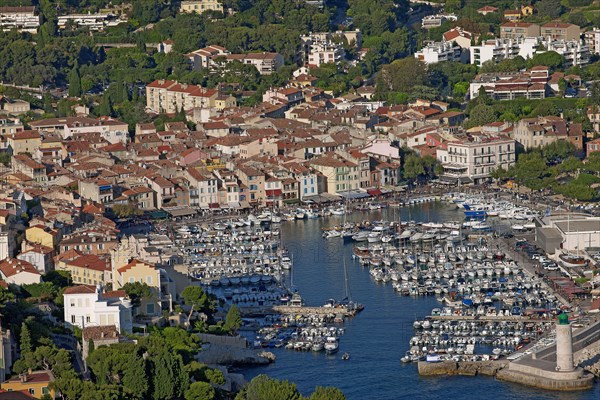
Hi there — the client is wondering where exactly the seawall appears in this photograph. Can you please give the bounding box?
[417,360,508,377]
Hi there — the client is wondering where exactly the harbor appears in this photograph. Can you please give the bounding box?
[141,191,600,398]
[232,197,599,399]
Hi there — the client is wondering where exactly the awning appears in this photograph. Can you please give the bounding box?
[265,189,282,196]
[367,189,383,196]
[148,210,169,219]
[337,190,370,199]
[209,203,220,209]
[164,207,197,217]
[228,202,241,209]
[239,200,251,209]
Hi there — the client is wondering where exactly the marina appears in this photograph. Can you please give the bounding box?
[153,192,600,398]
[233,198,599,399]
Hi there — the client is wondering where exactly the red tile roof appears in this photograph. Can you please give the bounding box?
[0,259,39,278]
[63,285,96,295]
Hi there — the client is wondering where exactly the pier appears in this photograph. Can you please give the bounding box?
[239,305,354,317]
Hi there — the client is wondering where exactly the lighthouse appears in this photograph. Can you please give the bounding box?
[555,312,574,372]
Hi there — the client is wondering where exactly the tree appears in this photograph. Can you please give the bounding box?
[236,375,302,400]
[149,349,188,400]
[586,152,600,172]
[0,152,11,166]
[453,81,469,98]
[402,153,425,182]
[309,386,346,400]
[86,344,149,398]
[376,57,427,95]
[97,93,114,117]
[185,382,216,400]
[224,304,242,334]
[43,270,72,289]
[527,52,565,70]
[537,0,563,19]
[543,140,576,162]
[122,282,152,308]
[112,203,142,218]
[530,101,559,117]
[467,104,496,128]
[68,63,82,97]
[181,286,213,316]
[20,322,33,357]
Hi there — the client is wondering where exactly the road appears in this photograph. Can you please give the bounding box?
[53,334,87,377]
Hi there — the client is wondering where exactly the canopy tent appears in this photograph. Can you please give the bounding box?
[302,193,341,204]
[337,190,370,199]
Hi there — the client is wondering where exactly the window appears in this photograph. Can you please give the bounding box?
[147,276,153,284]
[86,316,91,323]
[147,304,155,314]
[71,315,76,324]
[42,387,49,395]
[129,277,135,283]
[29,389,35,395]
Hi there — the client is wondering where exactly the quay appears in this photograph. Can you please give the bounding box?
[430,315,543,322]
[238,305,355,317]
[418,315,600,391]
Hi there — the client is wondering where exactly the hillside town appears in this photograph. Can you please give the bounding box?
[0,0,599,399]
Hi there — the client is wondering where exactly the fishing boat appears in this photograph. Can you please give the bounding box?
[463,204,486,218]
[559,253,588,268]
[342,352,350,360]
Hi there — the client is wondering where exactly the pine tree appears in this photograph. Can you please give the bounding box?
[20,322,32,356]
[97,93,114,117]
[224,304,242,334]
[68,62,82,98]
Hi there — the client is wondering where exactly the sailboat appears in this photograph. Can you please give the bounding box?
[341,258,364,314]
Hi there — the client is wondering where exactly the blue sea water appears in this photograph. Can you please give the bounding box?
[240,203,600,400]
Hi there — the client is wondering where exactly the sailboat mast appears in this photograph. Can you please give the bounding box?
[344,258,350,302]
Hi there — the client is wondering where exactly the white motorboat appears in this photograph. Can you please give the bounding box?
[330,207,345,216]
[324,336,339,355]
[324,230,341,239]
[311,341,324,352]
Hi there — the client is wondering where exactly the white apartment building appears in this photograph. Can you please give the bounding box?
[547,40,590,67]
[145,80,218,114]
[63,285,133,333]
[306,41,344,67]
[471,36,589,67]
[584,29,600,55]
[415,41,462,64]
[179,0,224,14]
[471,37,537,66]
[57,13,124,31]
[0,6,40,33]
[188,45,283,75]
[300,30,361,67]
[28,116,128,142]
[436,135,516,184]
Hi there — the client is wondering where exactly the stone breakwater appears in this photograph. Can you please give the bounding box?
[417,360,508,377]
[577,342,600,378]
[196,343,276,366]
